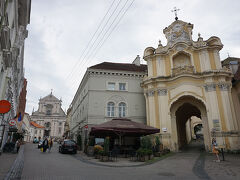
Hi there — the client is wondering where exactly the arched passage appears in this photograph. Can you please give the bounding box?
[170,96,211,151]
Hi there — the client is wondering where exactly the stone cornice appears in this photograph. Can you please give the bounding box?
[88,69,146,78]
[142,69,232,86]
[143,37,223,60]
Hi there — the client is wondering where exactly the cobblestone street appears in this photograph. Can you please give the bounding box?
[19,143,240,180]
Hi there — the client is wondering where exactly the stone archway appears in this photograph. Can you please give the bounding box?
[170,96,211,151]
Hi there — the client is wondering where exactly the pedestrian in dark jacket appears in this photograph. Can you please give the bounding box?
[42,137,49,152]
[16,139,21,153]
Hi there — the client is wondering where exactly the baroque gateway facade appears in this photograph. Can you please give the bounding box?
[31,93,66,139]
[142,19,240,151]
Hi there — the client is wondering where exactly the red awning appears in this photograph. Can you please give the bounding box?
[90,118,159,137]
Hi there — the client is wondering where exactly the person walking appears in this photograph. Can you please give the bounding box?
[16,139,21,153]
[48,138,53,152]
[212,138,220,162]
[42,137,49,152]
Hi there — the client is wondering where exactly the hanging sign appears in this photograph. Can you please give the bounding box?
[9,119,16,126]
[0,100,11,114]
[162,127,167,132]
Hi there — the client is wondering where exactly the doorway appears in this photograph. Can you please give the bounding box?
[171,96,210,151]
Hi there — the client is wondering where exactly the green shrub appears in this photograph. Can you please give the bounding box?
[103,137,110,155]
[154,136,161,152]
[140,136,152,149]
[136,148,152,156]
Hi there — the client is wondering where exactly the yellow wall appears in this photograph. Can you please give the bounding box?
[165,56,171,76]
[208,50,217,70]
[193,52,201,72]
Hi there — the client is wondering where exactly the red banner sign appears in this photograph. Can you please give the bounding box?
[0,100,11,114]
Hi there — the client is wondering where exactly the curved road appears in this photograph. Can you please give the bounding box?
[21,143,205,180]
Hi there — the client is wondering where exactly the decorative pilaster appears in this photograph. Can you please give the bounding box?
[148,90,155,97]
[204,84,216,92]
[218,83,230,91]
[157,89,168,96]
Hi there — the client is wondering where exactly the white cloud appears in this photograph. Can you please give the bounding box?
[24,0,240,113]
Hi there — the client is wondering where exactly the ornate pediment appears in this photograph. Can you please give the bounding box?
[163,20,193,46]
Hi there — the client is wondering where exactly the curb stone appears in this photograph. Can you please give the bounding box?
[73,152,174,168]
[4,145,24,180]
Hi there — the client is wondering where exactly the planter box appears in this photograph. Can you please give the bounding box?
[148,154,154,160]
[94,154,100,159]
[100,155,109,162]
[87,146,94,156]
[140,155,148,162]
[154,152,161,157]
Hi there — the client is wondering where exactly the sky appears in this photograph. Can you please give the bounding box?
[24,0,240,114]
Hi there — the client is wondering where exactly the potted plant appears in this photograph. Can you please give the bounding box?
[154,136,162,157]
[147,149,153,160]
[87,137,95,156]
[100,137,110,162]
[94,145,103,159]
[137,136,153,161]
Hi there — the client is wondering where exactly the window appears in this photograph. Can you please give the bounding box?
[107,102,115,117]
[35,130,37,135]
[46,110,51,115]
[59,122,62,126]
[107,82,115,90]
[119,102,126,117]
[59,127,62,135]
[119,83,126,91]
[45,122,51,128]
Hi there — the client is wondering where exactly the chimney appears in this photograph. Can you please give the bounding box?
[132,55,140,66]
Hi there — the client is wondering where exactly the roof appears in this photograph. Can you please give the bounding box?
[221,57,240,66]
[89,62,147,73]
[30,121,45,128]
[234,65,240,81]
[41,93,60,102]
[90,118,159,137]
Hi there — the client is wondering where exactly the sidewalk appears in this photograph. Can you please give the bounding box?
[0,152,17,180]
[205,153,240,179]
[75,151,165,167]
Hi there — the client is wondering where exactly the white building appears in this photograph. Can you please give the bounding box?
[29,121,44,142]
[0,0,31,152]
[22,113,31,142]
[31,92,66,139]
[69,56,147,144]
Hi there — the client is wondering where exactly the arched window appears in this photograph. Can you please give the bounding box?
[119,102,126,117]
[107,102,115,117]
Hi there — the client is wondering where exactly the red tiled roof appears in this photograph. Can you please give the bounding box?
[30,121,45,128]
[89,62,147,72]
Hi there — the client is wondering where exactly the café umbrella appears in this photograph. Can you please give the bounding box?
[90,118,160,144]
